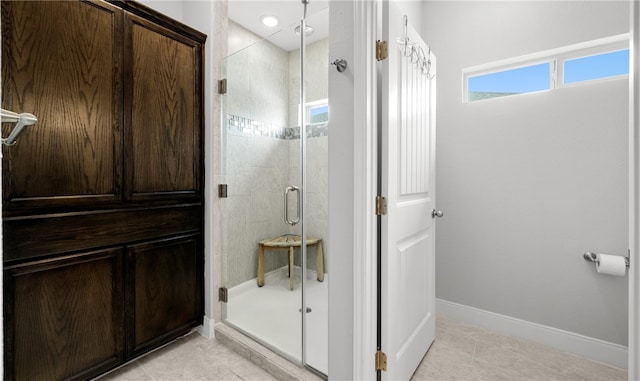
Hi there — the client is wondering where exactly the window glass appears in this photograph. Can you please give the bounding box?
[564,49,630,84]
[309,104,328,124]
[468,62,551,102]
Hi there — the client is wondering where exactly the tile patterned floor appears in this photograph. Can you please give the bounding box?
[413,318,627,381]
[98,317,627,381]
[97,332,279,381]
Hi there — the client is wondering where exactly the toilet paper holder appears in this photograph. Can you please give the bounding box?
[583,251,630,268]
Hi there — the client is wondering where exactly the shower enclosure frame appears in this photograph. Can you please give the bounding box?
[217,1,328,376]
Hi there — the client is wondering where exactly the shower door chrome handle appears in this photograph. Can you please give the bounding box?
[284,185,301,226]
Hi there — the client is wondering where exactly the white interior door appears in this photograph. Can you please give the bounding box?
[380,2,437,380]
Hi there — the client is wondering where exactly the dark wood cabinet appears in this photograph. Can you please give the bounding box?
[125,14,203,201]
[127,234,203,357]
[2,1,206,380]
[4,249,125,381]
[1,0,124,211]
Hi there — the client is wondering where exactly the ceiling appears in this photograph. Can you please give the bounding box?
[227,0,329,51]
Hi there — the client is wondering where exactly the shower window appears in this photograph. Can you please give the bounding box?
[307,99,328,124]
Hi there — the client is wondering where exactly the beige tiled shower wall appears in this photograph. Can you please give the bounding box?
[288,39,329,128]
[225,21,289,127]
[224,22,329,288]
[288,38,329,275]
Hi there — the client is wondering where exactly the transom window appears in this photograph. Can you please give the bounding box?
[463,35,629,103]
[467,62,551,102]
[563,49,629,84]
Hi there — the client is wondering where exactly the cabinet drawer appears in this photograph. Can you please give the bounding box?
[3,204,202,264]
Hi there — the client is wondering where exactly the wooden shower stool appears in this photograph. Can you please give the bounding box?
[257,234,324,290]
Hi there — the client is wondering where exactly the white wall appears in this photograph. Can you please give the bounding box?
[328,1,356,378]
[396,1,423,32]
[423,0,630,348]
[138,1,183,22]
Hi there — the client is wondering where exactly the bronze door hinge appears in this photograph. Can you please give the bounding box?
[218,79,227,94]
[218,184,228,198]
[375,350,387,371]
[218,287,228,303]
[376,40,388,61]
[376,195,387,216]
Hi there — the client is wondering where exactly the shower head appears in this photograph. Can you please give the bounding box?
[295,24,314,36]
[1,110,38,146]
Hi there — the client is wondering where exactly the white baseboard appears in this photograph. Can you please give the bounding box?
[197,315,215,339]
[436,299,628,369]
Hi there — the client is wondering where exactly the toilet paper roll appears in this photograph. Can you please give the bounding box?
[596,253,627,277]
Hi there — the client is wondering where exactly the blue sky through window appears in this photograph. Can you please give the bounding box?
[467,47,630,102]
[468,63,551,95]
[564,49,630,84]
[310,104,328,123]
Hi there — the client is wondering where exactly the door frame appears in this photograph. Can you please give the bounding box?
[341,1,639,380]
[327,0,379,379]
[351,1,379,379]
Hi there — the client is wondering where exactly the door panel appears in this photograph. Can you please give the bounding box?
[126,234,203,357]
[220,25,304,364]
[124,15,203,201]
[396,231,432,346]
[381,3,437,380]
[1,0,123,210]
[4,248,124,381]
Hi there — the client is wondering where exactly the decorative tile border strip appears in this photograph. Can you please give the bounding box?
[227,114,328,140]
[227,114,286,139]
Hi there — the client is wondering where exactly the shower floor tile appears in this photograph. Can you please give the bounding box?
[225,267,328,375]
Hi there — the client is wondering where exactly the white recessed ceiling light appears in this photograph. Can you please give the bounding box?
[260,15,279,27]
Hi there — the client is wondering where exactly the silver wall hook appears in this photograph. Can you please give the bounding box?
[331,59,348,73]
[1,108,38,146]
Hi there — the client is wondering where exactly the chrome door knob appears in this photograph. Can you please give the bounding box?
[432,209,444,218]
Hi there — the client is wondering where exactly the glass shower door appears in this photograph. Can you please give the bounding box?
[221,4,329,376]
[298,7,329,375]
[221,26,303,364]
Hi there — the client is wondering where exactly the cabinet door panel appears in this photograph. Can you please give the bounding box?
[125,15,203,201]
[127,234,203,356]
[4,248,124,381]
[1,0,123,210]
